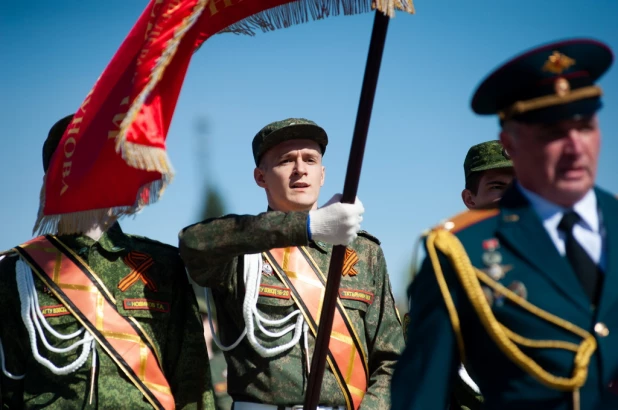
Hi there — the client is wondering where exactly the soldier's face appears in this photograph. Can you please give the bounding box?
[462,168,514,210]
[501,115,600,207]
[254,139,325,212]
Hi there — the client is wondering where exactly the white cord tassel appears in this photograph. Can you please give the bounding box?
[16,259,94,375]
[205,254,308,357]
[206,287,246,352]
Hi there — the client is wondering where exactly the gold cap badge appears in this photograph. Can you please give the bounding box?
[542,51,576,74]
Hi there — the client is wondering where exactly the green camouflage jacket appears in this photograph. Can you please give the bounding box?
[179,210,404,409]
[0,223,215,409]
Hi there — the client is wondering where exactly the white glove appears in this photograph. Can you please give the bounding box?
[309,194,364,246]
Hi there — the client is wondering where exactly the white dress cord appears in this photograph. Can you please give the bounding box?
[15,258,95,376]
[205,253,308,357]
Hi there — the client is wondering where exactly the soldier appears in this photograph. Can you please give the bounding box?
[179,118,404,409]
[0,115,215,409]
[392,38,618,410]
[461,140,514,210]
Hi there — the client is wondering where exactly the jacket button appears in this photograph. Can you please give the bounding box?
[594,322,609,337]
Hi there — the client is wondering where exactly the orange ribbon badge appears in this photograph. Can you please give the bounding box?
[342,248,359,277]
[118,251,156,292]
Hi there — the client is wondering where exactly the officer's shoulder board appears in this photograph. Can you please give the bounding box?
[358,230,380,245]
[434,208,499,234]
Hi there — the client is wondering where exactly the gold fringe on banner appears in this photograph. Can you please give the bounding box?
[33,173,167,236]
[219,0,414,36]
[115,0,210,178]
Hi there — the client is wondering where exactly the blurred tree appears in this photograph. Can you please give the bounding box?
[193,115,227,221]
[200,185,226,221]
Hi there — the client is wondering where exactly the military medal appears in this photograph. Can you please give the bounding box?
[487,264,505,280]
[262,261,273,276]
[508,281,528,300]
[482,251,502,266]
[482,238,506,280]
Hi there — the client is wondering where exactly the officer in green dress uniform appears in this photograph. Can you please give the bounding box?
[179,118,404,409]
[0,115,215,409]
[392,38,618,410]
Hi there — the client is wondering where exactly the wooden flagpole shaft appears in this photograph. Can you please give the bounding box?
[303,10,391,409]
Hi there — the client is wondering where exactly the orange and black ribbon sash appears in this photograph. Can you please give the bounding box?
[15,235,174,410]
[265,247,369,410]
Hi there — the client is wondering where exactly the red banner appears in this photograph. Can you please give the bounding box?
[35,0,414,235]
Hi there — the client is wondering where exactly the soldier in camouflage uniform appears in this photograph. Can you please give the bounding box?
[179,118,404,409]
[0,115,215,409]
[461,141,514,210]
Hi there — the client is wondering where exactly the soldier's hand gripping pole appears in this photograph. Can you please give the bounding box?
[303,10,391,410]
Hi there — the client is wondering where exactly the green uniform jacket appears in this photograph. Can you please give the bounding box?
[392,186,618,410]
[0,224,215,409]
[179,210,404,409]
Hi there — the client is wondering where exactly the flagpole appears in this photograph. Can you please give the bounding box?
[304,10,391,409]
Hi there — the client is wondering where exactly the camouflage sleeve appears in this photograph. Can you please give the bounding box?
[390,250,460,410]
[0,254,26,409]
[163,256,216,409]
[359,245,405,410]
[178,211,309,288]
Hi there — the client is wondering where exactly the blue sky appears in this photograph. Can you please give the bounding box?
[1,0,617,305]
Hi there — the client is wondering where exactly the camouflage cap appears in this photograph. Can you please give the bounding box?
[43,114,74,172]
[252,118,328,166]
[464,140,513,180]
